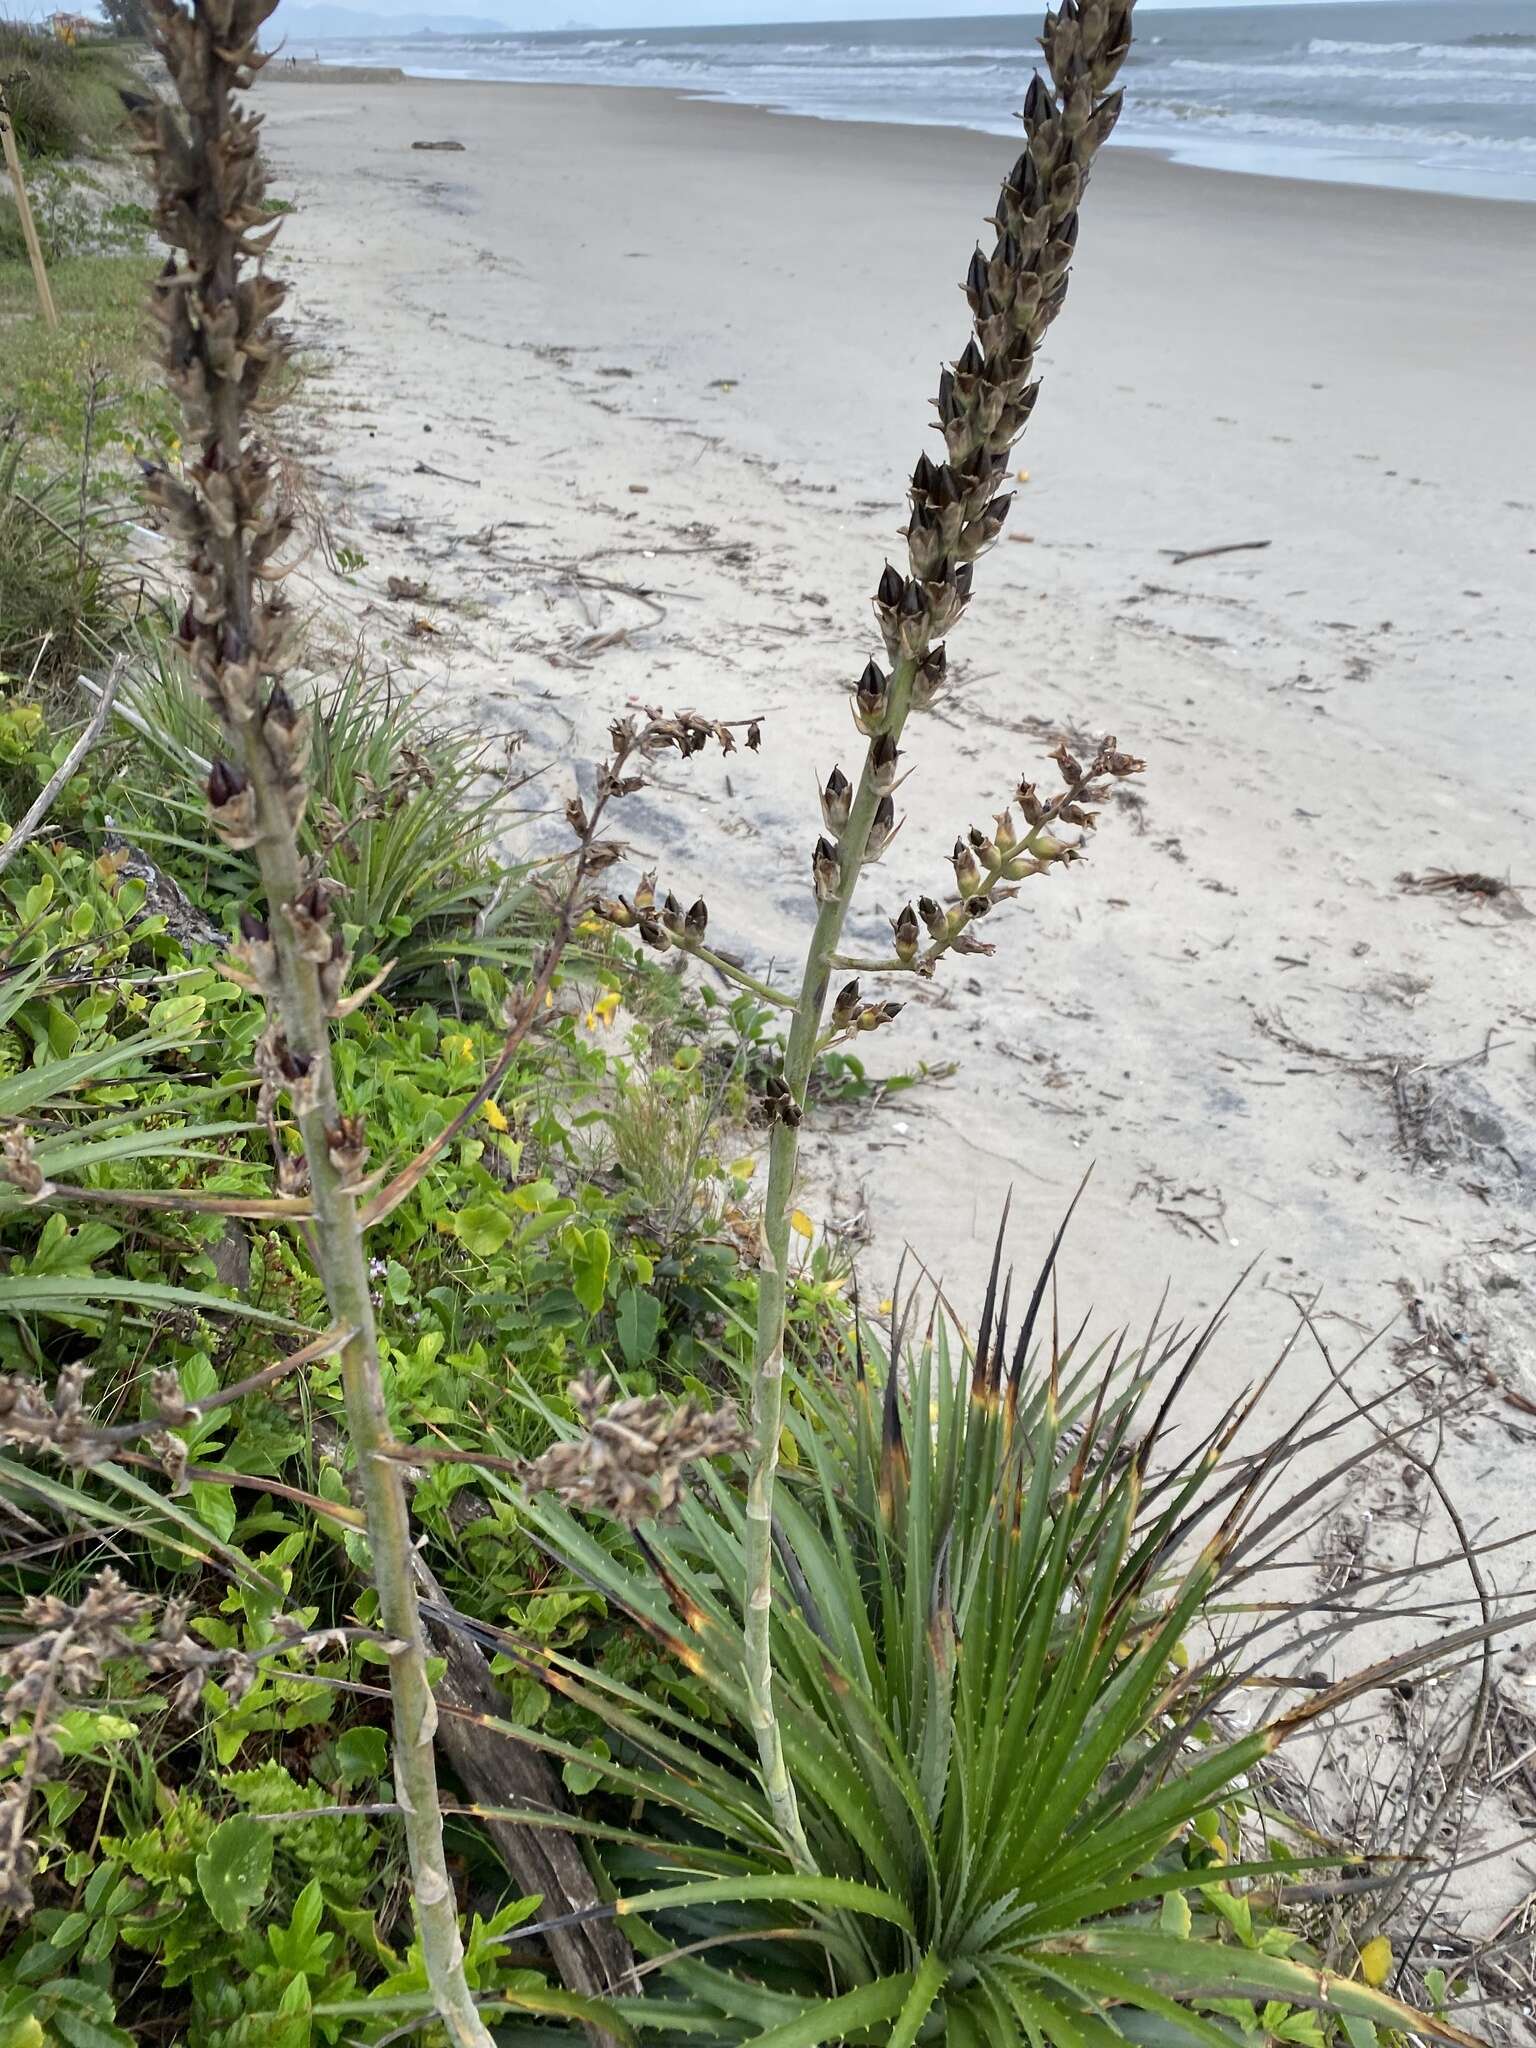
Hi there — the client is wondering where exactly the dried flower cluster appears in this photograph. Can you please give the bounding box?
[0,1566,367,1917]
[127,0,360,1130]
[0,1127,51,1203]
[0,1572,211,1915]
[837,733,1145,979]
[522,1373,745,1525]
[587,707,765,963]
[0,1364,193,1484]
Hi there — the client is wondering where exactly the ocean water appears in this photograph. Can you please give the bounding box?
[314,2,1536,203]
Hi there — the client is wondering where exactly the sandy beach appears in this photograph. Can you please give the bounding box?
[256,72,1536,1928]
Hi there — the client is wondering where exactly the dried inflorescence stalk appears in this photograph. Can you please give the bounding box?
[0,1568,371,1917]
[0,1571,213,1915]
[830,733,1144,995]
[522,1373,745,1525]
[0,1573,152,1916]
[0,1363,192,1487]
[575,0,1142,1866]
[126,6,493,2040]
[735,0,1142,1864]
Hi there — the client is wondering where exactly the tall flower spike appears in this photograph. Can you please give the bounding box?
[128,7,494,2040]
[735,0,1139,1883]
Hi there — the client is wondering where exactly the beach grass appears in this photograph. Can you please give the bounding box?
[0,19,137,159]
[0,252,175,452]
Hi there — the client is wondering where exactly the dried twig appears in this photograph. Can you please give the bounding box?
[1159,538,1272,567]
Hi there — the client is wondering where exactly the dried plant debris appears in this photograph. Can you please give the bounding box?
[1398,869,1530,918]
[521,1372,745,1525]
[0,1572,236,1915]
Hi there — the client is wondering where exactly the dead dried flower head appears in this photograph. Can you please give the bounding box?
[522,1372,745,1526]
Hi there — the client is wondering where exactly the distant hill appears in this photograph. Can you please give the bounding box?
[272,5,513,38]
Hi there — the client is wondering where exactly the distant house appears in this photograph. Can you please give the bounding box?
[48,12,104,41]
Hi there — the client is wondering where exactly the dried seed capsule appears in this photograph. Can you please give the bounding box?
[952,837,983,896]
[993,807,1019,854]
[897,578,930,659]
[854,659,889,734]
[813,837,842,904]
[661,890,685,936]
[593,896,634,928]
[918,895,948,939]
[832,979,862,1028]
[872,569,909,663]
[865,794,897,862]
[968,494,1012,552]
[1093,735,1145,779]
[1053,741,1084,787]
[205,756,257,848]
[858,1001,904,1032]
[968,825,1000,872]
[821,765,853,831]
[964,246,991,313]
[632,870,657,911]
[685,898,709,939]
[869,734,900,795]
[1016,778,1047,825]
[326,1113,369,1179]
[319,927,351,1012]
[912,643,948,710]
[1022,73,1052,133]
[893,903,921,964]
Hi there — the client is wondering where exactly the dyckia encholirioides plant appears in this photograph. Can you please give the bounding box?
[484,1228,1490,2047]
[594,0,1145,1855]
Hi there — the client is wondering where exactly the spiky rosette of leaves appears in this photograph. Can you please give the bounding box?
[470,1212,1494,2048]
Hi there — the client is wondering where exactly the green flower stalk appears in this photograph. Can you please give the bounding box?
[127,5,493,2041]
[589,0,1147,1862]
[742,0,1144,1859]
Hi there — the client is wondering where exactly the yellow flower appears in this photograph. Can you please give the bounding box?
[483,1097,509,1133]
[582,989,621,1031]
[1359,1938,1392,1988]
[789,1210,814,1242]
[441,1032,474,1064]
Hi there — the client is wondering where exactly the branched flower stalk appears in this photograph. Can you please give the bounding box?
[590,0,1144,1864]
[126,5,494,2039]
[0,1569,334,1916]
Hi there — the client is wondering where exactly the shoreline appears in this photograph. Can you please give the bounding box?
[259,68,1536,1927]
[267,57,1536,209]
